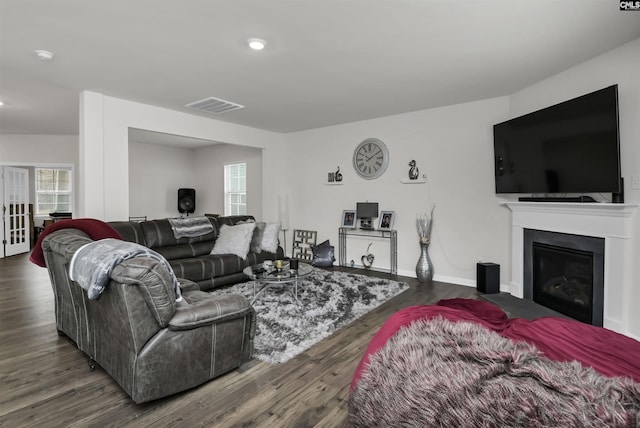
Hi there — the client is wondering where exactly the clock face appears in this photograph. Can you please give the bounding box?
[353,138,389,179]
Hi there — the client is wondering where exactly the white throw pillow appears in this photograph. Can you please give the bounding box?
[260,222,281,254]
[210,223,256,259]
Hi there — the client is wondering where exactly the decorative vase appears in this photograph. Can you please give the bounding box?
[416,242,433,284]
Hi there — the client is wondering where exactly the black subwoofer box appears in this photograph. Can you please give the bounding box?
[477,262,500,294]
[178,188,196,214]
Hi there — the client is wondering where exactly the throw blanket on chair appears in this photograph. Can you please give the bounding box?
[168,216,214,239]
[30,218,123,267]
[69,238,182,302]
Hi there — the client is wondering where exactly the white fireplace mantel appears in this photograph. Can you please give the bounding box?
[505,202,637,335]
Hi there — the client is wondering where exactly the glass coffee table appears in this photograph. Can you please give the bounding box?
[243,261,314,305]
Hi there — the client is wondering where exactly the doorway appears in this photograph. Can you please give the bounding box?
[1,166,30,257]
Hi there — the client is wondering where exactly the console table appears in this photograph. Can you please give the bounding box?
[338,228,397,274]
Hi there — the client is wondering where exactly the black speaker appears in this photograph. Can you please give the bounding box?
[612,177,624,203]
[178,188,196,214]
[477,262,500,294]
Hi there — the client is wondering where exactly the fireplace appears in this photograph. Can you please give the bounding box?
[524,229,604,326]
[505,201,635,336]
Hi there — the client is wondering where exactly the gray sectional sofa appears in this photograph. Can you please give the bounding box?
[108,215,284,291]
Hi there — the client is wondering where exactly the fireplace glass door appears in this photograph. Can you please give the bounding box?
[532,242,593,324]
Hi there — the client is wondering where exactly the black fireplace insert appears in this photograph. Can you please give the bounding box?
[524,229,604,326]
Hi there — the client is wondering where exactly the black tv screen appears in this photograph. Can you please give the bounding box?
[357,202,378,218]
[494,85,621,194]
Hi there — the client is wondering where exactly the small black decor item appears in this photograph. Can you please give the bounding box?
[612,177,624,203]
[335,166,343,182]
[328,172,335,183]
[408,160,419,180]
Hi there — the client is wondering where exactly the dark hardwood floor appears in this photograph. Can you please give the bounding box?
[0,253,480,427]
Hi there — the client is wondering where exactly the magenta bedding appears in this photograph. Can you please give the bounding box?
[351,298,640,390]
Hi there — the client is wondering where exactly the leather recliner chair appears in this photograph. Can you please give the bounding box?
[42,229,256,403]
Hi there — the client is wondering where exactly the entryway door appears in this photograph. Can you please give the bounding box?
[2,166,30,258]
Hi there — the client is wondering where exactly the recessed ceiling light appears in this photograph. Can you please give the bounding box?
[35,50,55,61]
[0,101,4,106]
[247,38,266,50]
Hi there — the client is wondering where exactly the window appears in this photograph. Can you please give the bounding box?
[224,163,246,216]
[35,168,72,216]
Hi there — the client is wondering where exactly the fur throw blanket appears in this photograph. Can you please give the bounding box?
[349,317,640,427]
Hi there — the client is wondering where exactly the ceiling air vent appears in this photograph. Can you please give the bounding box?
[184,96,245,115]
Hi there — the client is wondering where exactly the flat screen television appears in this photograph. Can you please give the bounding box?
[493,85,621,196]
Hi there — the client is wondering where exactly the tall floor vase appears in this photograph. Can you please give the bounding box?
[416,242,433,284]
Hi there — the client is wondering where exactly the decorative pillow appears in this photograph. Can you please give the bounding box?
[210,223,256,259]
[250,222,266,253]
[260,222,281,254]
[312,240,335,267]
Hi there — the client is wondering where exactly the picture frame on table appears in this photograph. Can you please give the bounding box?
[341,210,357,228]
[378,211,395,229]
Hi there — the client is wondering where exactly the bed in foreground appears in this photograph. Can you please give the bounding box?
[348,298,640,427]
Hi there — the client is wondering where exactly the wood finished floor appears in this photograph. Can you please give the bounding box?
[0,253,480,427]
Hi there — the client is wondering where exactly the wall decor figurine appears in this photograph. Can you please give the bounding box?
[408,160,419,180]
[335,166,343,182]
[328,172,335,182]
[361,243,375,268]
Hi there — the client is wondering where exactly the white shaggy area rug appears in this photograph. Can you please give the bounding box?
[211,268,409,364]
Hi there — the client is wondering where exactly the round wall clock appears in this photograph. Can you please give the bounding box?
[353,138,390,180]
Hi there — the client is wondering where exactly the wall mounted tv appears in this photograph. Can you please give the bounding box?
[493,85,621,198]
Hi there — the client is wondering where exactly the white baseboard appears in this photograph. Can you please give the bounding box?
[397,270,483,289]
[626,331,640,341]
[396,268,415,277]
[433,274,476,288]
[388,269,513,292]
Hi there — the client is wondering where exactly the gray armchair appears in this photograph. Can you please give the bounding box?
[42,229,255,403]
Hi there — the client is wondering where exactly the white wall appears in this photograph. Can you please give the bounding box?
[79,93,286,222]
[0,134,77,164]
[0,134,78,215]
[128,142,263,221]
[506,37,640,338]
[128,142,196,219]
[193,144,263,219]
[284,97,511,283]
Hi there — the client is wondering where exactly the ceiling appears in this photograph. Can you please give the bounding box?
[1,0,639,136]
